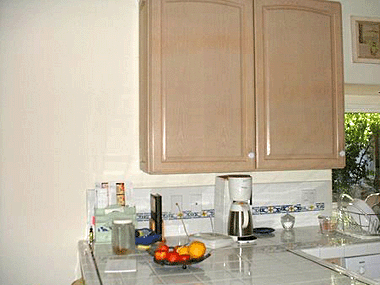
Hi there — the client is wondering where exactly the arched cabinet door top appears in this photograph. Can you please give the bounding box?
[254,0,345,170]
[140,0,255,174]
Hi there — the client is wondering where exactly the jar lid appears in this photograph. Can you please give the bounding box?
[113,219,133,224]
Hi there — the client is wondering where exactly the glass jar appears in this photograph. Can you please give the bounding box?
[281,213,295,230]
[112,219,135,255]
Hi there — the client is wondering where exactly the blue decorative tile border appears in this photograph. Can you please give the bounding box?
[136,202,324,222]
[252,202,325,215]
[136,209,214,222]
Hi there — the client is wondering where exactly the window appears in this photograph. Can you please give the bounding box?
[332,84,380,201]
[332,113,380,201]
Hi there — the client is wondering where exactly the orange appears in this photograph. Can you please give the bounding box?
[188,241,206,259]
[176,245,189,255]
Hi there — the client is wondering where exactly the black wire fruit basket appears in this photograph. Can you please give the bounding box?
[147,245,211,269]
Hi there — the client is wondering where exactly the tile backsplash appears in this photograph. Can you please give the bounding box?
[131,180,332,236]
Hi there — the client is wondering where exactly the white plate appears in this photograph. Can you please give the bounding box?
[189,233,234,249]
[347,199,379,234]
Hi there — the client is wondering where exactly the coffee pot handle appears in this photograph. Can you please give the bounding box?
[242,209,249,228]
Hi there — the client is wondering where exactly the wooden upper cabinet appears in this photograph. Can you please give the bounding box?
[254,0,345,170]
[139,0,255,174]
[139,0,345,174]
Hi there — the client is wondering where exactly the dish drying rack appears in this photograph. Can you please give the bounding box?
[337,193,380,239]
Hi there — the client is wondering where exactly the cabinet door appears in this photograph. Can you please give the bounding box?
[140,0,255,174]
[254,0,345,170]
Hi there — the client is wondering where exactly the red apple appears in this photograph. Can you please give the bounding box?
[166,251,180,263]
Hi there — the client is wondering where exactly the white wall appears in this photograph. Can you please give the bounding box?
[0,1,139,284]
[0,0,377,284]
[338,0,380,84]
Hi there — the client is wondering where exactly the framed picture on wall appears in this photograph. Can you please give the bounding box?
[351,16,380,64]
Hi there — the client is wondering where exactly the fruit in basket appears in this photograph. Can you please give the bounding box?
[156,243,169,252]
[179,254,191,262]
[188,241,206,259]
[166,251,181,263]
[176,245,189,255]
[154,250,167,260]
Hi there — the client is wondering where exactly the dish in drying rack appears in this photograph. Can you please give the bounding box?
[346,198,380,234]
[365,193,380,217]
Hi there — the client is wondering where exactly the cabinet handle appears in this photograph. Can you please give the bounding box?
[248,152,255,159]
[339,150,345,157]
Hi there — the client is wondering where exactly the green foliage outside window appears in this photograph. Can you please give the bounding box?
[332,113,380,201]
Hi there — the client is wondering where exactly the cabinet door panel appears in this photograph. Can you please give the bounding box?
[140,0,255,173]
[255,0,345,170]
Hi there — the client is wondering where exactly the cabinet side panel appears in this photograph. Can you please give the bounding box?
[139,0,149,171]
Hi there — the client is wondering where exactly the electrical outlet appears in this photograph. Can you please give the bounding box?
[190,194,202,212]
[171,195,183,213]
[302,189,316,206]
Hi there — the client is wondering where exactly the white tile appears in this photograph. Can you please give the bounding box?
[204,279,246,285]
[273,251,310,263]
[206,248,241,264]
[152,264,192,276]
[187,262,226,272]
[275,269,335,285]
[242,275,286,285]
[319,246,344,259]
[132,180,332,236]
[365,241,380,255]
[247,263,287,277]
[300,248,320,257]
[246,251,280,263]
[289,259,325,273]
[224,260,251,271]
[159,273,202,284]
[121,277,166,285]
[343,244,367,257]
[201,186,215,210]
[194,270,235,282]
[291,277,344,285]
[132,187,152,213]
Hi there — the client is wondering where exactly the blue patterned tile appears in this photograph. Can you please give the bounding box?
[316,202,325,210]
[136,203,323,221]
[260,206,269,214]
[252,207,261,215]
[294,204,302,212]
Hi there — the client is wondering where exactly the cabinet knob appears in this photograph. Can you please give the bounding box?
[248,152,255,159]
[339,150,345,157]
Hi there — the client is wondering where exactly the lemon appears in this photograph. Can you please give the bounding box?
[188,241,206,259]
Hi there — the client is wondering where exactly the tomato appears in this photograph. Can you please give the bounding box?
[179,254,191,262]
[154,250,167,260]
[156,243,169,252]
[166,251,180,263]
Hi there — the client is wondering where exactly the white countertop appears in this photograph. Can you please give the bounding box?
[78,226,380,285]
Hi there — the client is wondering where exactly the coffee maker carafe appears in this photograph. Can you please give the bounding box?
[227,175,255,243]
